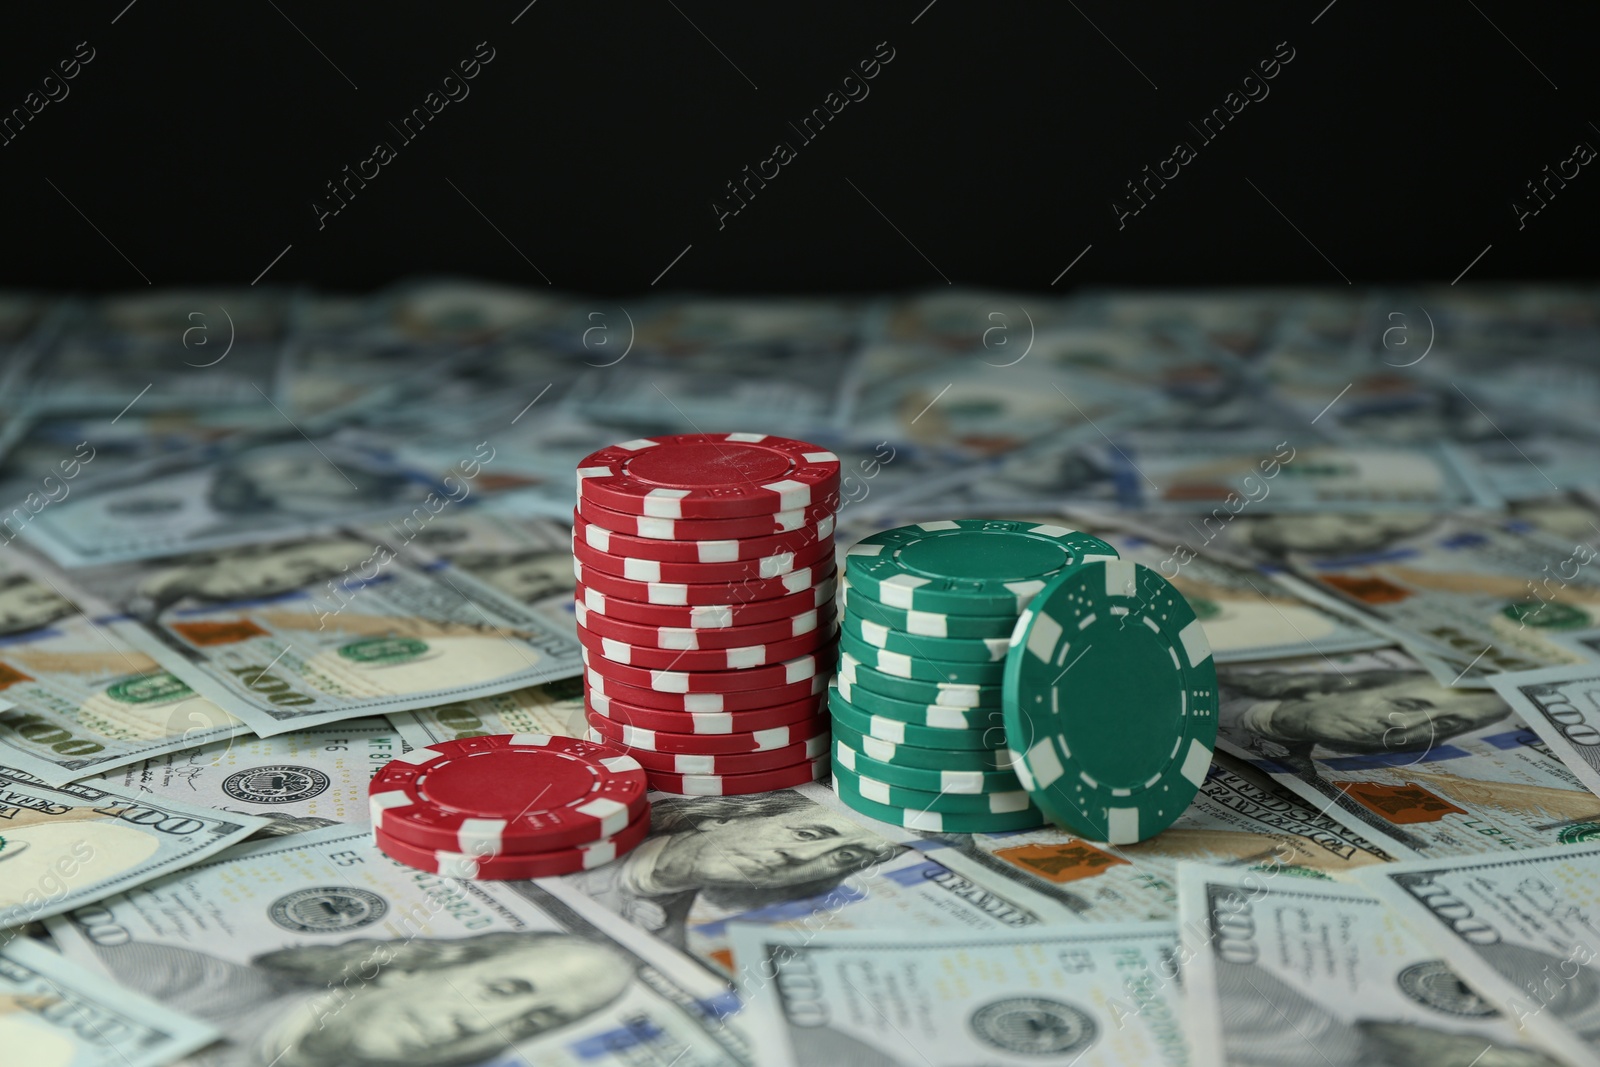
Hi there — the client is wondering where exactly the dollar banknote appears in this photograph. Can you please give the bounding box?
[0,551,249,785]
[385,676,586,749]
[1490,664,1600,801]
[727,921,1189,1067]
[883,755,1394,924]
[1178,863,1560,1067]
[0,934,219,1067]
[46,824,747,1067]
[543,780,1074,977]
[59,529,583,736]
[1215,649,1600,860]
[1355,842,1600,1067]
[83,718,405,838]
[0,769,264,927]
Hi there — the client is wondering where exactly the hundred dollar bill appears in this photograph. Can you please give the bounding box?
[1215,649,1600,860]
[46,824,746,1067]
[0,551,248,786]
[60,529,583,736]
[1354,842,1600,1067]
[542,780,1071,978]
[19,430,493,567]
[385,676,586,749]
[83,718,405,838]
[0,934,220,1067]
[1490,664,1600,803]
[727,921,1189,1067]
[1178,863,1560,1067]
[0,770,264,928]
[895,755,1393,924]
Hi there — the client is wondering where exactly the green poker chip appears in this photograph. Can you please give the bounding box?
[830,718,1019,772]
[835,762,1035,814]
[830,687,1006,750]
[837,676,998,729]
[839,630,1006,685]
[841,579,1018,638]
[833,771,1046,833]
[834,738,1021,795]
[841,611,1012,664]
[1004,559,1218,845]
[840,652,1002,708]
[844,519,1118,615]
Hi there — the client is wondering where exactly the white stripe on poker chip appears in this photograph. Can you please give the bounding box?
[1179,617,1213,667]
[762,478,810,509]
[673,754,717,773]
[725,432,768,442]
[1107,807,1139,844]
[773,509,808,531]
[785,655,820,683]
[860,734,897,762]
[757,551,796,578]
[859,775,892,804]
[757,726,795,749]
[580,839,619,866]
[1104,558,1137,597]
[439,854,478,878]
[905,608,948,638]
[690,605,734,627]
[391,746,440,766]
[623,558,662,582]
[582,525,612,552]
[925,706,975,730]
[875,649,913,677]
[576,796,632,836]
[1181,739,1213,786]
[458,817,507,848]
[649,583,688,605]
[791,609,819,635]
[941,770,985,794]
[1025,608,1060,662]
[846,543,884,557]
[698,540,738,563]
[508,734,552,747]
[902,808,943,832]
[368,791,408,829]
[601,637,632,663]
[781,568,815,593]
[726,646,767,669]
[869,715,905,743]
[648,670,689,692]
[643,488,690,518]
[589,685,610,707]
[877,573,929,609]
[1028,523,1075,538]
[682,693,727,713]
[859,618,890,647]
[581,588,606,612]
[655,627,702,650]
[916,520,961,532]
[932,683,981,707]
[1004,578,1046,611]
[803,451,838,464]
[1024,737,1066,788]
[621,723,651,746]
[598,755,640,774]
[634,516,677,538]
[988,791,1032,813]
[617,438,657,451]
[576,466,611,481]
[834,741,857,771]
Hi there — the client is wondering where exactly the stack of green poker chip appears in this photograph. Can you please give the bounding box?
[1002,558,1218,845]
[830,519,1119,834]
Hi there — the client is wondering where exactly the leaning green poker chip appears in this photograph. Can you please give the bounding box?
[844,520,1118,615]
[839,630,1006,685]
[830,718,1019,772]
[833,738,1021,795]
[836,675,999,729]
[1003,559,1217,845]
[834,762,1036,815]
[841,578,1018,637]
[829,687,1006,750]
[833,770,1046,833]
[841,610,1011,663]
[839,652,1001,709]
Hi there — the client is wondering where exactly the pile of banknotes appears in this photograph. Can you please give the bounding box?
[4,279,1600,1066]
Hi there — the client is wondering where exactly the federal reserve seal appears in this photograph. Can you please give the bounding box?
[223,765,331,805]
[268,887,387,933]
[970,997,1098,1055]
[1396,959,1499,1017]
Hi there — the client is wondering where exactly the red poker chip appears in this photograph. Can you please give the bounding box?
[580,638,837,693]
[589,694,828,735]
[646,754,831,796]
[586,668,827,713]
[575,577,837,629]
[577,433,841,519]
[573,509,836,563]
[577,496,836,541]
[586,727,830,774]
[368,733,647,854]
[574,559,837,606]
[572,532,835,584]
[575,617,836,671]
[586,706,829,753]
[575,597,833,650]
[374,806,650,880]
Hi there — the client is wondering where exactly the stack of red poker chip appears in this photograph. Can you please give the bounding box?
[368,733,650,879]
[573,432,841,795]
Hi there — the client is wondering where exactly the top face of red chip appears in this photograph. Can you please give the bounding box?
[577,433,841,519]
[368,733,648,853]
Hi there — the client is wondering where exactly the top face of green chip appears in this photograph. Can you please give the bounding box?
[1002,558,1218,846]
[843,520,1119,615]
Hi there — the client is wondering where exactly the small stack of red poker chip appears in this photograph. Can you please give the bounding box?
[368,733,650,879]
[573,432,841,795]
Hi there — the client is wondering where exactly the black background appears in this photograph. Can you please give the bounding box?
[2,2,1595,294]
